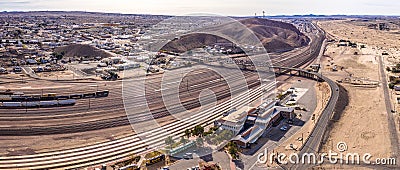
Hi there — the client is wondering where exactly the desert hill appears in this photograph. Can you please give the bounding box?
[54,44,112,59]
[162,18,309,53]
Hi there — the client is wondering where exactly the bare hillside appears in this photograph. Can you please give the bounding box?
[54,44,112,59]
[162,18,309,53]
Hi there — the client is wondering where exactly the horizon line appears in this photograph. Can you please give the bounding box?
[1,10,400,17]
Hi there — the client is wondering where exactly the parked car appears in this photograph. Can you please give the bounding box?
[13,66,22,73]
[280,125,288,131]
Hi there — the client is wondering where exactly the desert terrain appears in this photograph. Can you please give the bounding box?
[317,19,399,167]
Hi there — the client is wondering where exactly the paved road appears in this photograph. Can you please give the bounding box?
[378,55,399,161]
[274,68,340,170]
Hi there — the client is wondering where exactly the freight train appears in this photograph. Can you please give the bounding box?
[0,90,109,102]
[1,99,76,108]
[0,90,109,108]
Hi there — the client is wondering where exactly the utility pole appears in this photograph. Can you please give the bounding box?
[187,79,190,95]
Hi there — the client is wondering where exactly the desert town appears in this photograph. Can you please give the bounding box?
[0,6,399,170]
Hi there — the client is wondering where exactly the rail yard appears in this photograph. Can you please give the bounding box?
[5,7,396,170]
[0,15,331,170]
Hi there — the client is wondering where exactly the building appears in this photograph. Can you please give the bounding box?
[216,106,251,135]
[231,101,295,148]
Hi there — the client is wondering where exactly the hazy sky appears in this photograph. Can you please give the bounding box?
[1,0,400,16]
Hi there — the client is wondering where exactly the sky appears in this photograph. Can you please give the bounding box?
[1,0,400,16]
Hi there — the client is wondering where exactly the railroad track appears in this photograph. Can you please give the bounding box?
[0,22,326,169]
[0,81,275,169]
[0,69,262,135]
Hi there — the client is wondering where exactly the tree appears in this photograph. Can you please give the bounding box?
[180,137,188,144]
[193,125,204,137]
[196,137,204,147]
[184,129,191,138]
[227,141,239,159]
[165,136,174,146]
[389,83,395,89]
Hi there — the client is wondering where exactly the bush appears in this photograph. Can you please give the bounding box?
[389,83,395,89]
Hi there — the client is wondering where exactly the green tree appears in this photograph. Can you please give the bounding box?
[193,125,204,137]
[165,136,174,146]
[180,137,188,144]
[227,141,239,159]
[389,83,395,89]
[184,129,191,138]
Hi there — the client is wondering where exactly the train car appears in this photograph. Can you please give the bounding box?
[83,93,96,99]
[13,92,25,96]
[0,95,12,102]
[2,102,22,108]
[11,96,28,102]
[30,95,42,101]
[42,93,57,97]
[21,95,42,102]
[95,90,109,98]
[70,94,83,99]
[41,93,57,101]
[22,101,40,108]
[56,95,70,100]
[40,96,56,101]
[39,101,58,107]
[58,99,76,106]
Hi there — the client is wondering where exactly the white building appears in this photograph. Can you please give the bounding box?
[216,106,251,135]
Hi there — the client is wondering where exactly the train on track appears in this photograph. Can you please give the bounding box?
[0,90,109,108]
[0,99,76,108]
[0,90,109,102]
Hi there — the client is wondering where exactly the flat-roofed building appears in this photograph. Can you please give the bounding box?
[216,106,253,135]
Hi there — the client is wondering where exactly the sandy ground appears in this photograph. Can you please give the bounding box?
[319,19,400,49]
[317,20,394,168]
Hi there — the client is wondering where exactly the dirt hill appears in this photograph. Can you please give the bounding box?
[54,44,112,59]
[162,18,309,53]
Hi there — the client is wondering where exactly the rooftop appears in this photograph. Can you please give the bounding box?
[222,106,253,123]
